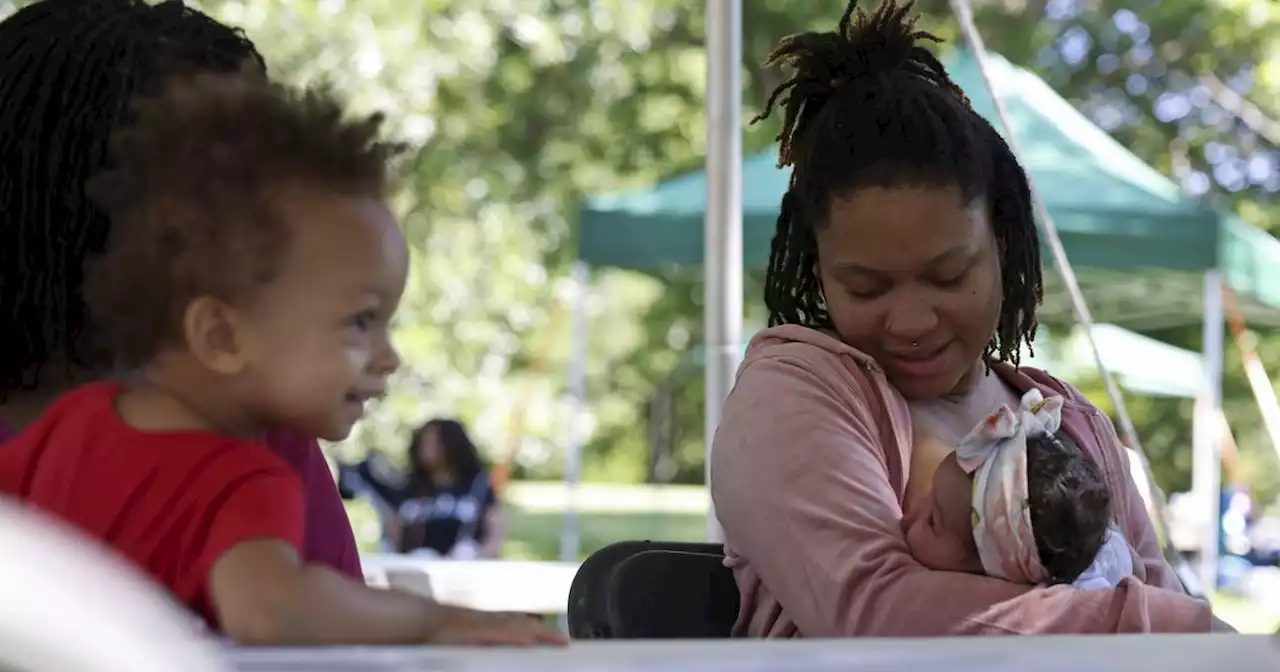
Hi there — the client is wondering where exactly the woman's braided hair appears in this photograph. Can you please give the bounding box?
[0,0,264,397]
[755,0,1042,364]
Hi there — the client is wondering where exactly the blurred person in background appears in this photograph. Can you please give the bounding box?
[390,419,504,559]
[337,451,410,550]
[0,0,361,579]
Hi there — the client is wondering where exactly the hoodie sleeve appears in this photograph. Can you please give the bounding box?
[710,353,1213,636]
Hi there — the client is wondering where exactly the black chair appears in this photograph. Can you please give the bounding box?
[567,540,739,639]
[607,549,740,638]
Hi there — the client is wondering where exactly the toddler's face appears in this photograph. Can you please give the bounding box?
[238,186,408,441]
[902,452,983,574]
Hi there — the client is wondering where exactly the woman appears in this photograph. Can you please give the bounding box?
[710,0,1221,636]
[391,419,504,559]
[0,0,360,580]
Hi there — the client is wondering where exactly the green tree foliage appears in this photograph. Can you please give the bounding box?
[599,0,1280,498]
[176,0,718,480]
[5,0,1278,501]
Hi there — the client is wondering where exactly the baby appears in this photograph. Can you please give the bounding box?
[1,73,562,646]
[904,390,1133,588]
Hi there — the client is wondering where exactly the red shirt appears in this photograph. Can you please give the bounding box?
[0,420,361,582]
[0,383,304,628]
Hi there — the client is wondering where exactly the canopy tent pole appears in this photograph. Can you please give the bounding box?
[703,0,743,542]
[1224,285,1280,465]
[948,0,1175,550]
[560,261,589,564]
[1216,410,1243,487]
[1193,271,1225,591]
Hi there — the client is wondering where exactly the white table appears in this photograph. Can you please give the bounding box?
[224,636,1278,671]
[359,555,579,614]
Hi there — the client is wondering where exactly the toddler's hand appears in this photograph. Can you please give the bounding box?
[426,607,568,646]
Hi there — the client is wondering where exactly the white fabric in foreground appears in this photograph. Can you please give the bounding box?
[0,498,227,672]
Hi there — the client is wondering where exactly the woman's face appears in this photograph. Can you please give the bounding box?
[416,426,444,470]
[816,185,1004,400]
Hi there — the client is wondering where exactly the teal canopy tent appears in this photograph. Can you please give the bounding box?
[579,48,1280,329]
[575,44,1280,573]
[1021,324,1203,399]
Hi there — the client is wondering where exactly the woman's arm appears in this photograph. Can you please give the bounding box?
[711,355,1213,637]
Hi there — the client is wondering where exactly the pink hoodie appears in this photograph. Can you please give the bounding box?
[710,325,1212,636]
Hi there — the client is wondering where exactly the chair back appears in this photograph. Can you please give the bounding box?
[607,549,740,638]
[567,540,736,639]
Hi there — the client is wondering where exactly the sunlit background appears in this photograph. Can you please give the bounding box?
[218,0,1280,632]
[4,0,1279,636]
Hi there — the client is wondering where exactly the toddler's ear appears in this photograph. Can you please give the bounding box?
[182,296,250,377]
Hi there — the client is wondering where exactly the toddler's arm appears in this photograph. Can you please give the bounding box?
[200,459,563,646]
[209,539,565,646]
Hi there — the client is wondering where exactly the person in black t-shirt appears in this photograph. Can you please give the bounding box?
[389,419,503,559]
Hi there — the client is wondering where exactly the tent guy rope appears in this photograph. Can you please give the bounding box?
[947,0,1175,552]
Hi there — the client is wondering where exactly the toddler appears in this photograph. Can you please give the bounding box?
[904,390,1134,588]
[0,73,563,646]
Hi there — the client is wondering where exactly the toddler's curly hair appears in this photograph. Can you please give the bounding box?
[86,72,405,368]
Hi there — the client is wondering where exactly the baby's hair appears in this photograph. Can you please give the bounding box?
[0,0,267,398]
[1026,431,1113,584]
[85,73,406,368]
[753,0,1042,364]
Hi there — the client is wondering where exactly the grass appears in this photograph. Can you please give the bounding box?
[1210,591,1280,634]
[503,508,708,561]
[345,481,709,560]
[349,480,1280,633]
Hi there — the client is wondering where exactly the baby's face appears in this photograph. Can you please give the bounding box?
[238,187,409,441]
[903,452,984,574]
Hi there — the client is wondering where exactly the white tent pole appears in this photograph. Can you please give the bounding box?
[703,0,743,543]
[1193,270,1225,593]
[560,260,589,564]
[948,0,1174,550]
